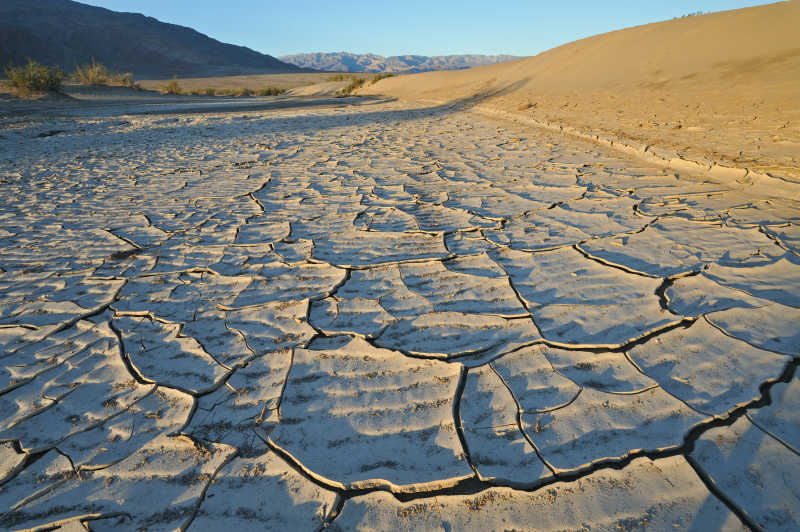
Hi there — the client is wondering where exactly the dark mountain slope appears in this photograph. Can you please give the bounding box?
[0,0,301,78]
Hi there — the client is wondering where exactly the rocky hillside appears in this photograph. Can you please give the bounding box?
[0,0,300,78]
[279,52,520,73]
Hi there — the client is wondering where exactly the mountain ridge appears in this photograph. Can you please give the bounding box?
[279,52,521,73]
[0,0,301,78]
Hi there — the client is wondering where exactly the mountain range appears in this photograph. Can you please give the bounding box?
[0,1,520,79]
[279,52,521,73]
[0,0,300,78]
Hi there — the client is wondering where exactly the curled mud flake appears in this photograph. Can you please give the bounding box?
[459,365,553,484]
[331,456,742,530]
[0,435,235,531]
[189,451,337,531]
[269,337,472,490]
[747,375,800,453]
[490,246,677,347]
[691,416,800,531]
[627,318,790,415]
[375,311,541,360]
[113,315,229,396]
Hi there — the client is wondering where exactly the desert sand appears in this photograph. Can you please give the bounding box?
[1,2,799,531]
[362,1,800,183]
[137,73,373,94]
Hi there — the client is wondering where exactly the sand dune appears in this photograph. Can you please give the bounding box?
[362,1,800,181]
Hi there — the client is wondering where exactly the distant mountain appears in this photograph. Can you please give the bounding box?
[0,0,301,78]
[279,52,521,73]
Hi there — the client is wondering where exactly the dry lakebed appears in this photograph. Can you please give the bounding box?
[0,95,799,531]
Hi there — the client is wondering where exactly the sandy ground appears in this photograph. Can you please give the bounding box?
[0,75,379,117]
[0,93,798,531]
[0,84,365,121]
[137,72,376,93]
[361,1,800,183]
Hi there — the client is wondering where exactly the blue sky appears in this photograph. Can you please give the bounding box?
[81,0,774,57]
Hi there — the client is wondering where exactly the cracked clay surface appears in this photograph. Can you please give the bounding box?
[1,99,799,531]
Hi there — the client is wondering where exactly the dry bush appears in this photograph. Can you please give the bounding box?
[338,77,366,96]
[188,87,216,96]
[161,83,285,98]
[370,73,395,85]
[115,71,139,89]
[257,87,286,96]
[74,59,111,85]
[326,73,353,82]
[160,78,182,95]
[4,59,64,96]
[74,60,140,89]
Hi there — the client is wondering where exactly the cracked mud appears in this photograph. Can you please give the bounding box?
[1,99,799,531]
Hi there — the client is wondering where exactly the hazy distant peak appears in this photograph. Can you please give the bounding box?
[279,52,521,73]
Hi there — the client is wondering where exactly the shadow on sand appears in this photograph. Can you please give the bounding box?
[1,79,530,144]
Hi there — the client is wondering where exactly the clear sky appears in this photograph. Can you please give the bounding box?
[80,0,774,58]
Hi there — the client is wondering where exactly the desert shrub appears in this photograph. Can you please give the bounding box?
[109,71,141,89]
[234,87,253,97]
[74,60,140,89]
[161,78,182,95]
[326,73,353,82]
[257,87,286,96]
[200,87,216,96]
[338,77,366,96]
[114,71,138,88]
[370,73,395,85]
[4,59,64,95]
[74,59,112,85]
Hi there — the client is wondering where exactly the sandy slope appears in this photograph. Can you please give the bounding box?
[285,80,349,96]
[361,1,800,181]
